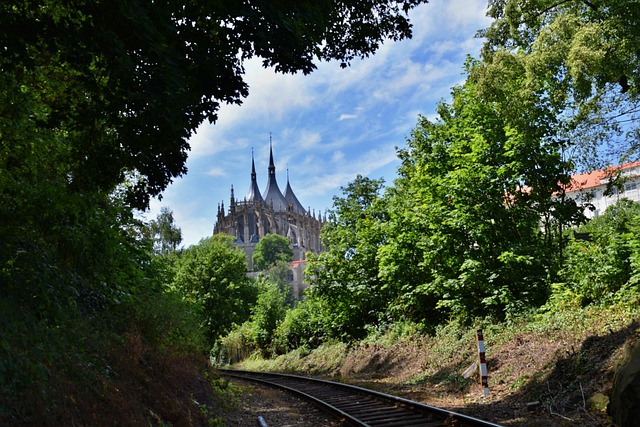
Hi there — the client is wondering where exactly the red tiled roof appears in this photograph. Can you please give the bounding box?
[567,162,640,192]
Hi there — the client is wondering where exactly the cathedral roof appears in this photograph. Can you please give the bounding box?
[262,142,288,211]
[245,151,263,203]
[284,171,306,214]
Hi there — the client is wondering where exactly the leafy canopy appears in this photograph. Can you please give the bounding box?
[252,234,294,271]
[561,198,640,306]
[382,70,578,322]
[172,235,257,343]
[147,207,183,255]
[306,175,390,340]
[480,0,640,169]
[1,0,427,207]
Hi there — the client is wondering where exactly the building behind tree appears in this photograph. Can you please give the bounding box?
[566,162,640,218]
[213,141,325,272]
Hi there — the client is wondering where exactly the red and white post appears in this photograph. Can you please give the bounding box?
[476,329,489,396]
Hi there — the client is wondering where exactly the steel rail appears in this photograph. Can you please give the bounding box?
[220,369,503,427]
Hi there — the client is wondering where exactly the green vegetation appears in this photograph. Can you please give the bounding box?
[480,0,640,170]
[2,0,640,424]
[172,235,258,344]
[218,12,640,425]
[225,0,640,353]
[252,234,294,271]
[560,199,640,306]
[306,175,389,341]
[221,194,640,360]
[218,275,291,363]
[234,301,639,425]
[146,207,183,255]
[1,0,427,423]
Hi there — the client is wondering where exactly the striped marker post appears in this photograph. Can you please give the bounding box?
[476,329,489,396]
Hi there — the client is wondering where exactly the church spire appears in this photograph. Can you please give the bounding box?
[245,148,263,203]
[262,134,288,212]
[284,167,306,214]
[268,133,276,178]
[252,148,257,177]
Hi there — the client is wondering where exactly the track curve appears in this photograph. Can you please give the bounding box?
[220,369,503,427]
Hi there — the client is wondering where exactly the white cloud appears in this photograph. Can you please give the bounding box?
[177,215,214,249]
[226,59,316,124]
[297,143,399,199]
[355,146,399,174]
[206,166,227,177]
[443,0,490,29]
[339,114,357,121]
[331,150,345,163]
[293,130,323,150]
[188,124,250,159]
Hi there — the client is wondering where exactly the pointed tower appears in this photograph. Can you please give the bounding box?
[245,149,263,203]
[262,137,288,211]
[213,136,325,275]
[284,168,306,214]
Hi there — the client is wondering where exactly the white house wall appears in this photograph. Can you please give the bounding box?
[567,173,640,219]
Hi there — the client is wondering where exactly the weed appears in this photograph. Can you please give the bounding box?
[511,375,530,390]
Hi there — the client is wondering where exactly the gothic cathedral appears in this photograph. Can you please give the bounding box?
[213,142,325,271]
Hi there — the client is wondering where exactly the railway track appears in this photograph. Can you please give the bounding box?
[220,369,503,427]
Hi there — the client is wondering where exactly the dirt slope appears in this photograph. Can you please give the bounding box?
[241,312,640,426]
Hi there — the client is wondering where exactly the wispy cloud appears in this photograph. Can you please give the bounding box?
[189,125,250,159]
[206,166,227,177]
[298,143,399,197]
[331,150,345,163]
[339,114,357,121]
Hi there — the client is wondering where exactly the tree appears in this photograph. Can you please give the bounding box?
[252,234,294,271]
[265,261,296,306]
[147,207,183,255]
[0,1,429,390]
[217,265,296,361]
[306,175,390,340]
[172,235,257,343]
[380,67,583,323]
[480,0,640,169]
[272,295,333,352]
[244,276,289,351]
[1,0,428,208]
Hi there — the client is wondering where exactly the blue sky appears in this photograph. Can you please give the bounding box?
[144,0,492,247]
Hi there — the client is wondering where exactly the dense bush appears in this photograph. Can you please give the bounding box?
[217,271,294,363]
[0,186,208,421]
[272,296,334,353]
[559,198,640,305]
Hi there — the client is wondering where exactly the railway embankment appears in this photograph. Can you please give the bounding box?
[232,302,640,426]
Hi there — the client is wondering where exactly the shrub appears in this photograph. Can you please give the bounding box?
[560,199,640,305]
[272,297,331,353]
